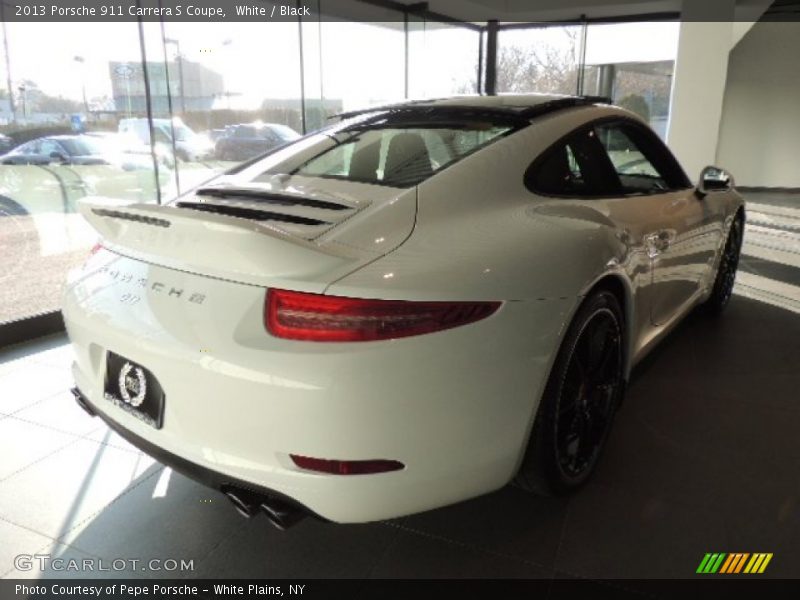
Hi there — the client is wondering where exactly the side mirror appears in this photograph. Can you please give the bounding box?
[696,165,733,198]
[49,151,67,164]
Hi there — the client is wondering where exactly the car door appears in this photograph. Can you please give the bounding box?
[593,120,716,326]
[243,126,267,157]
[225,126,246,159]
[261,128,281,152]
[526,124,658,342]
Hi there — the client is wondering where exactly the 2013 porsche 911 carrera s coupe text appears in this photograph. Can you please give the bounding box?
[64,94,744,526]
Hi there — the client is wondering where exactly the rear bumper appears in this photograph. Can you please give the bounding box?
[70,386,322,522]
[63,253,572,523]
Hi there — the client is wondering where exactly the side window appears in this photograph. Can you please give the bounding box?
[417,130,451,170]
[20,141,39,154]
[595,122,691,194]
[153,128,171,144]
[263,129,282,144]
[525,127,621,197]
[449,127,508,158]
[530,142,586,195]
[39,140,62,156]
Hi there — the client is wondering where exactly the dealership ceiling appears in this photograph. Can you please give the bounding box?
[370,0,794,23]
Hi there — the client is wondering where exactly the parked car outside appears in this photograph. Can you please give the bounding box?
[0,134,166,171]
[214,122,300,161]
[118,117,213,162]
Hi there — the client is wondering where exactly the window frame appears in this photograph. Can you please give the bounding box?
[525,116,692,199]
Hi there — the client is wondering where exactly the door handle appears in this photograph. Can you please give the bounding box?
[645,230,671,258]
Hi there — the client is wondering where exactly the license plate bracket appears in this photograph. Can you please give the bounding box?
[103,352,165,429]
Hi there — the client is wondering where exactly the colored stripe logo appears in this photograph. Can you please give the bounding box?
[697,553,773,574]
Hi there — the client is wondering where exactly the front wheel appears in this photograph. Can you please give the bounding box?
[704,216,743,315]
[515,290,625,495]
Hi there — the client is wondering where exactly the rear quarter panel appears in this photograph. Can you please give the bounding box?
[326,106,649,447]
[326,106,640,304]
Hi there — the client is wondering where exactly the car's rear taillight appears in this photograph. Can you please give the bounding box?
[290,454,404,475]
[265,289,500,342]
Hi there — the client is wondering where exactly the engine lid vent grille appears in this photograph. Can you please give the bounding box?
[175,201,331,226]
[194,187,351,211]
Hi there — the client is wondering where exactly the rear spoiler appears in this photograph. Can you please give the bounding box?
[78,198,363,291]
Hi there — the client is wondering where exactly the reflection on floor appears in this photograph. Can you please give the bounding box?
[0,192,798,580]
[738,193,800,313]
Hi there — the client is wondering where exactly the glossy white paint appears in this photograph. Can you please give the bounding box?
[63,97,744,523]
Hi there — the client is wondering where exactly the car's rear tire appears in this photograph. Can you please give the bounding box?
[703,215,743,315]
[515,289,625,495]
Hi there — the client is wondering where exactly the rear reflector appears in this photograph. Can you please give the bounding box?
[266,289,500,342]
[290,454,404,475]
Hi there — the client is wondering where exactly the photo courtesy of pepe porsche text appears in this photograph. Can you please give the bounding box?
[11,583,308,598]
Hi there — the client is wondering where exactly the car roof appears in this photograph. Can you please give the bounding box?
[336,93,613,121]
[402,93,588,110]
[49,135,82,140]
[235,122,283,129]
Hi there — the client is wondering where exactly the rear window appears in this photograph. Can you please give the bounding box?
[257,117,518,188]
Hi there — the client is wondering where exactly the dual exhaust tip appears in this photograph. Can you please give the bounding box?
[222,486,306,530]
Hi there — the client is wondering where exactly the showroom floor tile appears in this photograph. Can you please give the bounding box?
[0,192,798,580]
[0,417,79,481]
[367,526,552,578]
[193,516,398,579]
[59,467,250,578]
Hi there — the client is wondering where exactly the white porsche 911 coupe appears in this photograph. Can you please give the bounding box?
[64,94,744,527]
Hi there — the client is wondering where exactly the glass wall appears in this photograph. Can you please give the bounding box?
[154,21,303,195]
[582,22,679,139]
[0,16,416,328]
[0,21,162,324]
[497,25,584,95]
[496,22,679,140]
[0,15,680,331]
[301,1,406,131]
[408,21,481,98]
[315,21,405,111]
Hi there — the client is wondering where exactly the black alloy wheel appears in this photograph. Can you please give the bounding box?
[705,216,743,314]
[554,306,622,481]
[515,289,625,494]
